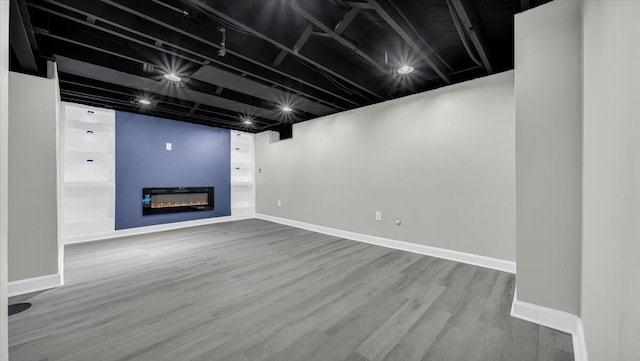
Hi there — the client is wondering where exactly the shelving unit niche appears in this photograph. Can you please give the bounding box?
[61,103,115,239]
[230,130,255,215]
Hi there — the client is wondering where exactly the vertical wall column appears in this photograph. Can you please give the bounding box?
[581,1,640,360]
[8,71,60,290]
[0,0,10,359]
[514,0,582,314]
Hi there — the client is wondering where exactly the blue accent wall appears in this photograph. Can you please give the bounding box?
[115,111,230,229]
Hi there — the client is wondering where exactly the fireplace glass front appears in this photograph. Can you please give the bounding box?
[143,187,214,215]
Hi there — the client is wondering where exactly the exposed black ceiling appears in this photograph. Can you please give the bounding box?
[9,0,551,135]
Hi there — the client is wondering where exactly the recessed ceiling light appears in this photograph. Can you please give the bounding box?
[163,73,181,82]
[282,106,293,112]
[139,99,151,105]
[397,65,415,75]
[242,119,253,125]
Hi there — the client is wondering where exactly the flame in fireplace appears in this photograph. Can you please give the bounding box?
[150,200,208,208]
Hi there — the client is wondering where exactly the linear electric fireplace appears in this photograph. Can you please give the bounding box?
[142,187,214,215]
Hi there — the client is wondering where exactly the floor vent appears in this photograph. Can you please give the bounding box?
[8,303,31,316]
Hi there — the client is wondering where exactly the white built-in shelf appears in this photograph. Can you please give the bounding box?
[231,206,253,215]
[231,181,254,186]
[230,130,255,215]
[61,102,116,241]
[231,161,252,168]
[64,181,115,188]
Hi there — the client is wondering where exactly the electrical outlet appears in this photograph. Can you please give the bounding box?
[165,142,172,150]
[277,200,282,207]
[375,211,382,221]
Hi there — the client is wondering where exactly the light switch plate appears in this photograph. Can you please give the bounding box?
[166,142,172,150]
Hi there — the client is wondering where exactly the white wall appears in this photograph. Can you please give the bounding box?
[0,1,10,359]
[8,71,59,282]
[581,1,640,360]
[514,0,582,315]
[256,71,516,262]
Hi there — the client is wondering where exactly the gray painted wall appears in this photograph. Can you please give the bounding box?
[514,1,582,315]
[8,71,59,281]
[1,1,10,358]
[581,1,640,360]
[256,71,516,262]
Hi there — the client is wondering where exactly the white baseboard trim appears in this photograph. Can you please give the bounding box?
[63,213,256,245]
[510,295,588,361]
[8,273,62,297]
[255,214,516,274]
[574,319,589,361]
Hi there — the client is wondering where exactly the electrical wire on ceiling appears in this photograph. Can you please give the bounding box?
[293,56,361,96]
[184,0,256,37]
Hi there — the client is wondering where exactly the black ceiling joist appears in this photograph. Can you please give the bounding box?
[56,56,282,120]
[448,0,493,73]
[60,78,275,129]
[290,3,387,75]
[10,0,532,133]
[9,0,38,72]
[386,0,453,73]
[272,23,314,68]
[40,0,356,109]
[365,0,450,83]
[182,0,386,101]
[366,0,450,84]
[446,0,484,70]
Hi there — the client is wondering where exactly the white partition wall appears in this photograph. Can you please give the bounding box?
[61,103,115,240]
[0,2,10,359]
[230,130,255,215]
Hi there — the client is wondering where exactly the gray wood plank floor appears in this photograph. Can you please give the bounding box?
[9,219,574,361]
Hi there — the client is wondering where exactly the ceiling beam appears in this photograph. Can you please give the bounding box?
[9,0,38,72]
[334,7,360,35]
[446,0,483,69]
[56,56,283,121]
[387,0,453,73]
[182,0,385,101]
[347,2,374,10]
[366,0,451,83]
[272,23,314,67]
[290,3,387,74]
[60,89,259,130]
[38,0,355,109]
[190,66,334,116]
[449,0,493,73]
[188,103,200,115]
